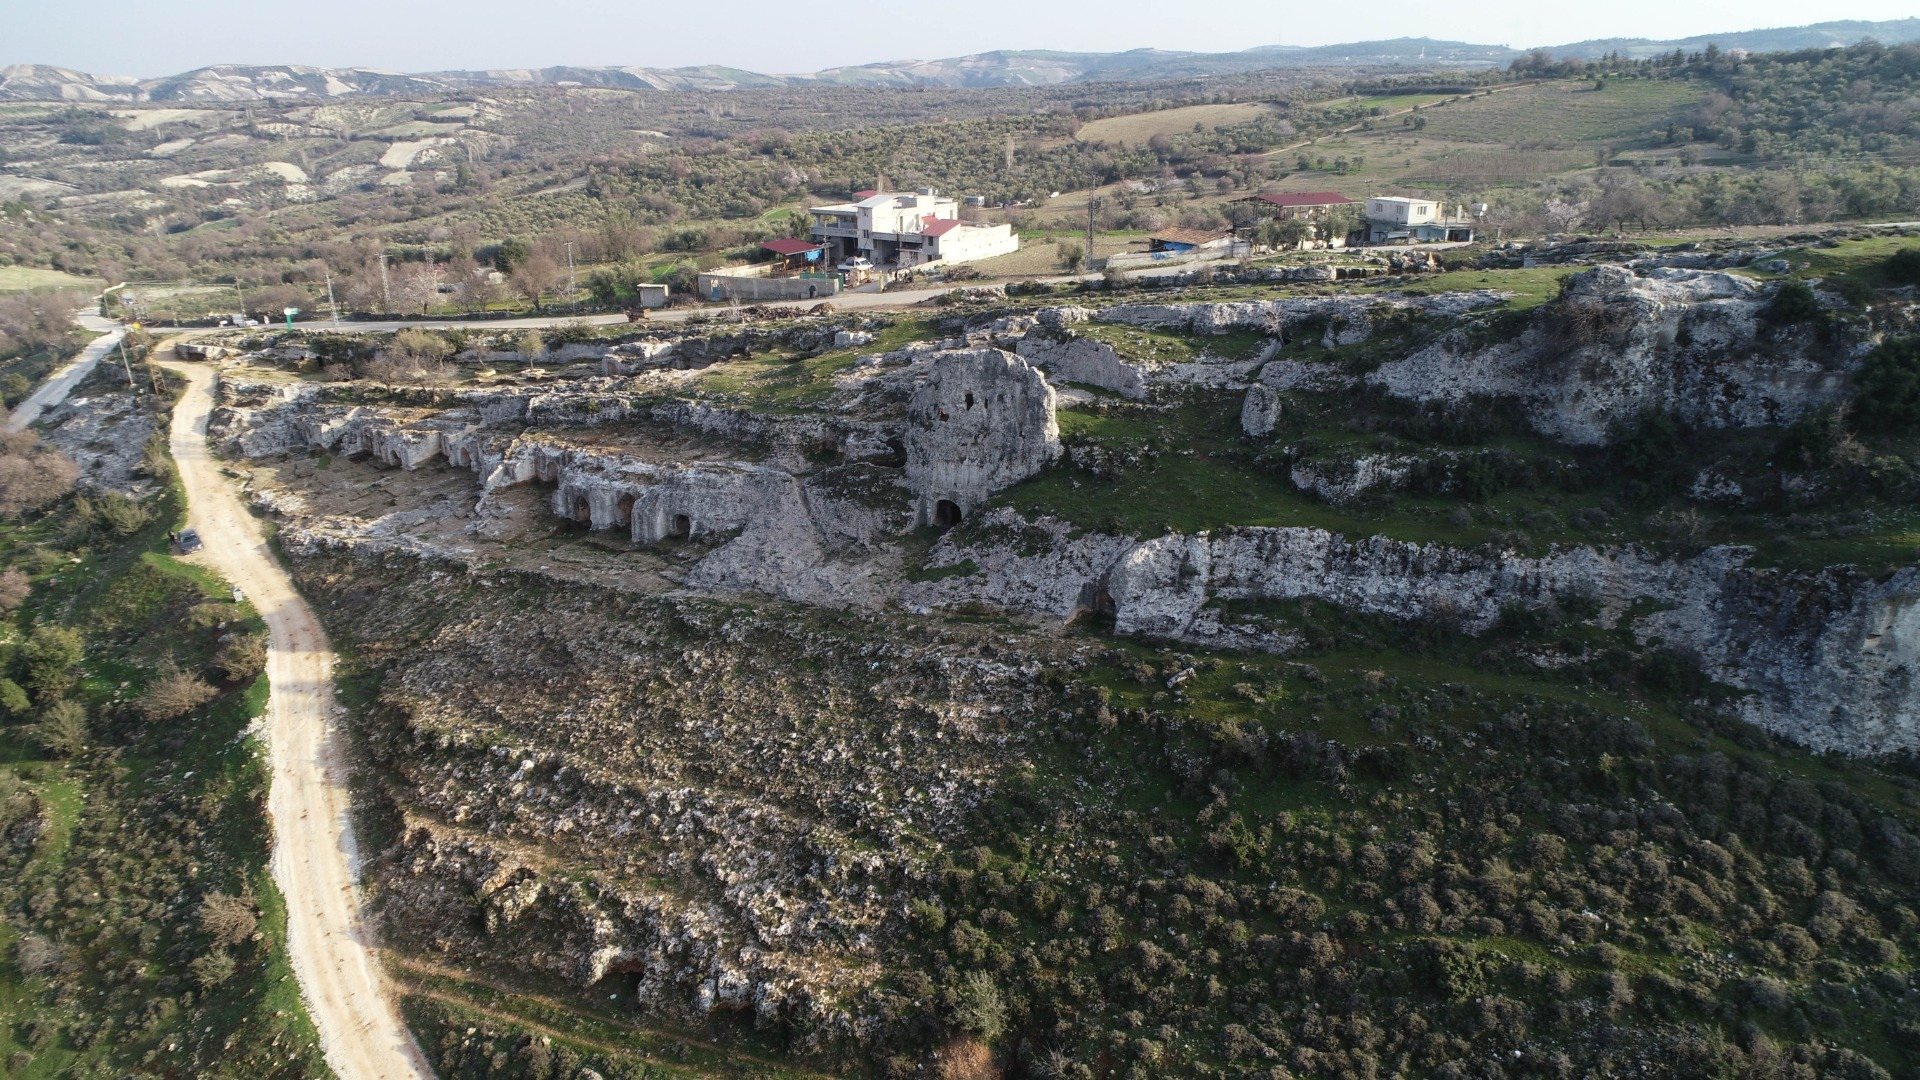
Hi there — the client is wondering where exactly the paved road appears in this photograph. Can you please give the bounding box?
[160,355,434,1080]
[5,312,126,432]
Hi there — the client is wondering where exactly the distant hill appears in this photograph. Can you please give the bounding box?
[4,18,1918,101]
[1554,17,1920,59]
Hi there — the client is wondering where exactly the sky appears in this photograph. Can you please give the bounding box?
[5,0,1917,77]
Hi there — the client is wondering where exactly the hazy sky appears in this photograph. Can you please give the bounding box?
[6,0,1917,77]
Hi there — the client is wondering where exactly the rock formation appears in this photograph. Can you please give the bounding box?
[902,348,1060,527]
[1371,266,1859,445]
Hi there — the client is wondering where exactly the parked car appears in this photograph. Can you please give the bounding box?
[837,257,874,272]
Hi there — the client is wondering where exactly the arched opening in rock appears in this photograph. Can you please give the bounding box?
[932,499,962,529]
[965,391,976,410]
[1070,582,1118,629]
[572,496,592,523]
[669,513,692,538]
[614,494,635,528]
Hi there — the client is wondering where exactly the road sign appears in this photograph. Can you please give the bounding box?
[283,306,300,328]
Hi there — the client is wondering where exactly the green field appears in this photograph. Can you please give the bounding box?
[1076,101,1279,147]
[1413,78,1707,146]
[0,267,98,293]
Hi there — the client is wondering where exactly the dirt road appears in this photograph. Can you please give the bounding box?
[5,312,126,433]
[161,356,434,1080]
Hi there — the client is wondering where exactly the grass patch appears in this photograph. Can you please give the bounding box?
[1076,102,1279,147]
[0,267,99,292]
[692,318,931,410]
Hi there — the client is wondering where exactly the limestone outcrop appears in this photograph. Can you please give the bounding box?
[1086,291,1506,337]
[1370,266,1861,445]
[1240,384,1280,436]
[1013,334,1148,399]
[903,349,1060,526]
[905,509,1920,756]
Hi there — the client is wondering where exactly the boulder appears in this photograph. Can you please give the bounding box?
[1240,385,1280,436]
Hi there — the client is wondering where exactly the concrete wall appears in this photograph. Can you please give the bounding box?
[932,224,1020,265]
[1105,242,1251,271]
[696,266,841,302]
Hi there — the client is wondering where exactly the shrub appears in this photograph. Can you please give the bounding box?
[74,492,152,538]
[33,699,88,757]
[1850,337,1920,432]
[0,433,79,519]
[198,891,258,947]
[213,633,268,683]
[12,933,63,977]
[1885,246,1920,287]
[0,678,28,719]
[0,566,29,611]
[139,662,219,721]
[948,971,1006,1041]
[189,947,237,989]
[1611,411,1683,487]
[1765,280,1822,325]
[18,624,83,699]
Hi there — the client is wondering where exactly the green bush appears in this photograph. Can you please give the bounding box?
[1884,247,1920,287]
[947,971,1006,1041]
[1765,280,1822,325]
[0,677,29,719]
[18,624,83,700]
[33,699,88,757]
[1850,337,1920,432]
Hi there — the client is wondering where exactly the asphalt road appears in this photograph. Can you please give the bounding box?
[160,355,434,1080]
[4,312,126,432]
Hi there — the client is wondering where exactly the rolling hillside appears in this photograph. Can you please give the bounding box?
[5,17,1918,100]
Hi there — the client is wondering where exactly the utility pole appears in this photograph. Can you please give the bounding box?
[1085,196,1102,266]
[377,253,392,313]
[117,334,136,389]
[324,268,340,327]
[563,241,577,306]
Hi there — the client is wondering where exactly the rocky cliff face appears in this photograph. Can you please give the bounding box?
[905,508,1920,755]
[902,348,1060,526]
[1371,267,1860,445]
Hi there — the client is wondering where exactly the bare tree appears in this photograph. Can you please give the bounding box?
[509,251,564,312]
[0,433,79,519]
[139,661,219,721]
[390,263,441,314]
[199,891,259,947]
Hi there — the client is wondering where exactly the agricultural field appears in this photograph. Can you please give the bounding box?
[1411,77,1707,146]
[1076,102,1281,147]
[0,268,97,293]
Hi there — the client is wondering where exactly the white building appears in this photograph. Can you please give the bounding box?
[1363,196,1475,244]
[810,189,1019,270]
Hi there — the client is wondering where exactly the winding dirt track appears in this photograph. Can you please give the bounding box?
[161,356,434,1080]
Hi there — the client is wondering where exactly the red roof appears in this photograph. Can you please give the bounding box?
[920,218,963,237]
[1253,191,1357,208]
[761,238,825,256]
[853,189,878,199]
